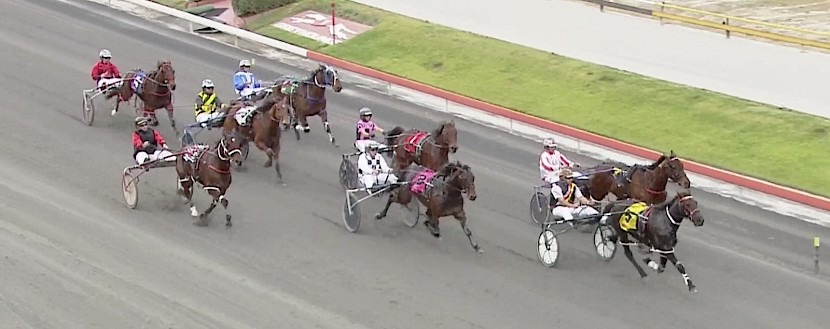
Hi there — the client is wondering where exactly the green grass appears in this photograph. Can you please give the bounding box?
[152,0,188,10]
[172,0,830,197]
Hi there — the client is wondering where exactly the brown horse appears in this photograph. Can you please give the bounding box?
[575,151,691,205]
[375,161,481,253]
[384,120,459,172]
[279,64,342,146]
[106,60,178,134]
[176,131,244,227]
[601,189,705,292]
[221,95,288,183]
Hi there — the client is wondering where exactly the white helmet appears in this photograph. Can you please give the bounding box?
[99,49,112,58]
[366,141,380,151]
[134,116,149,126]
[359,107,372,117]
[239,60,251,67]
[543,138,556,148]
[201,79,215,88]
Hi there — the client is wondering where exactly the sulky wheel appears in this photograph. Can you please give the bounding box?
[342,193,361,233]
[593,222,617,262]
[399,200,420,228]
[537,229,559,267]
[122,171,138,209]
[82,92,95,126]
[529,191,550,225]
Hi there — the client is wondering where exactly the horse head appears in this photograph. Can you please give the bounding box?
[434,120,459,153]
[444,161,476,201]
[313,64,342,92]
[675,189,704,226]
[218,130,244,162]
[156,59,176,91]
[663,150,691,188]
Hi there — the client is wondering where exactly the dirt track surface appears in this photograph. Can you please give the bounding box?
[1,1,828,328]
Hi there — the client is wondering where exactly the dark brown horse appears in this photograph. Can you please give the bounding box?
[601,189,704,292]
[375,161,481,253]
[279,64,342,146]
[575,151,691,205]
[106,60,177,134]
[176,131,244,227]
[221,94,289,183]
[384,120,459,172]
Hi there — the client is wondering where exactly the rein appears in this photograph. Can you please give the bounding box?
[665,195,698,226]
[208,138,241,174]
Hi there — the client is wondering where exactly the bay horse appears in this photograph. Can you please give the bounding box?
[176,131,244,227]
[106,60,178,134]
[221,94,289,183]
[601,189,704,292]
[385,120,459,172]
[375,161,481,254]
[279,64,342,146]
[575,151,690,205]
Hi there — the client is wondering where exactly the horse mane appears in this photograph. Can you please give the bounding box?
[648,155,668,170]
[432,122,446,137]
[438,161,470,177]
[386,126,405,147]
[305,65,326,83]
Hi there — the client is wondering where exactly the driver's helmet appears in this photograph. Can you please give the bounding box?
[134,116,149,126]
[99,49,112,58]
[543,138,556,148]
[559,168,573,179]
[366,141,380,151]
[239,60,251,67]
[359,107,372,117]
[201,79,215,89]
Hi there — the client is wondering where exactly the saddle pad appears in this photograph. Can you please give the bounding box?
[620,202,650,232]
[183,144,208,164]
[131,71,147,93]
[234,106,256,126]
[410,169,437,194]
[404,132,429,154]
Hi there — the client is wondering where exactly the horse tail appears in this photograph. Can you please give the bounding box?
[386,126,404,147]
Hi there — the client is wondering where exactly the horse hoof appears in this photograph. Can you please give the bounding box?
[264,161,272,168]
[475,247,484,254]
[374,213,384,220]
[689,286,697,293]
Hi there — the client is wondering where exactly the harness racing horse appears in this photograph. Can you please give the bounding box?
[106,60,178,135]
[385,120,459,172]
[575,151,690,204]
[279,64,342,146]
[601,189,704,292]
[176,132,244,227]
[375,161,481,254]
[221,95,289,183]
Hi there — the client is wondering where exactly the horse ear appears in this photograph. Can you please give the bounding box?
[670,150,676,157]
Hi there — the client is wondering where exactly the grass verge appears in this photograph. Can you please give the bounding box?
[201,0,830,197]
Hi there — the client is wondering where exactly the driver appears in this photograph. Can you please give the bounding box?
[91,49,122,91]
[233,59,262,99]
[354,107,386,153]
[357,142,397,190]
[539,137,581,184]
[132,117,174,165]
[194,79,227,127]
[550,168,597,221]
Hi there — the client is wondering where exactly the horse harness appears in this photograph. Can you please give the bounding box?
[619,195,696,254]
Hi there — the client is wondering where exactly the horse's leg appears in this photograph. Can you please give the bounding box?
[422,209,440,238]
[665,252,696,292]
[657,255,669,273]
[218,190,232,228]
[620,235,648,278]
[179,176,198,216]
[166,101,178,135]
[375,191,398,220]
[196,187,221,226]
[320,110,336,145]
[454,211,482,254]
[254,137,273,167]
[271,136,283,181]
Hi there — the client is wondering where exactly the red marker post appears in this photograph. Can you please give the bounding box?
[331,0,336,45]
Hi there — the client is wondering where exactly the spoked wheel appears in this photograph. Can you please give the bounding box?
[529,192,550,224]
[342,193,361,233]
[537,228,559,267]
[338,157,359,190]
[594,223,617,261]
[122,171,138,209]
[82,92,95,126]
[398,200,420,227]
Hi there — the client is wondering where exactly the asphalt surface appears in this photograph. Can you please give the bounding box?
[1,0,829,328]
[352,0,830,119]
